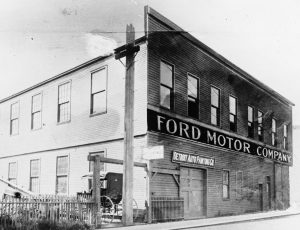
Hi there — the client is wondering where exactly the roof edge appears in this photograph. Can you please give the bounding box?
[145,6,295,107]
[0,54,113,104]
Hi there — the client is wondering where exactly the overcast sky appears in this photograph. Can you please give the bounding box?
[1,0,300,203]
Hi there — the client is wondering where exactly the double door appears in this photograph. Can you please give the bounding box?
[180,167,206,219]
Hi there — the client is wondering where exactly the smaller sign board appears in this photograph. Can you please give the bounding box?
[143,145,164,160]
[172,151,215,167]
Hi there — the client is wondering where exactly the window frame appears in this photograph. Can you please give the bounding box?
[56,155,69,195]
[257,110,264,142]
[31,93,43,130]
[222,170,230,200]
[160,60,174,111]
[90,66,108,116]
[229,95,237,132]
[210,86,221,126]
[88,151,106,191]
[10,101,20,136]
[187,73,199,119]
[8,162,17,184]
[57,81,71,124]
[248,106,254,138]
[29,159,40,193]
[271,118,277,147]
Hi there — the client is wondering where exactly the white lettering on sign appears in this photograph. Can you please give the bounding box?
[172,151,214,167]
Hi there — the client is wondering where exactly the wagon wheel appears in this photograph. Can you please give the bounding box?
[101,195,115,224]
[132,198,139,221]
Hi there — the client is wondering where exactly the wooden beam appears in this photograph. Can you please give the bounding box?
[151,167,180,175]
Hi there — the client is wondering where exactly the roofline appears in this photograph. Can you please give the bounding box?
[0,54,113,104]
[145,6,295,107]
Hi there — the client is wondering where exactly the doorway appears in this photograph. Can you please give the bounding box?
[180,167,206,219]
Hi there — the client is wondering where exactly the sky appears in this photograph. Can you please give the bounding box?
[1,0,300,202]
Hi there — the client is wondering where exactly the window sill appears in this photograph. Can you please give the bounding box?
[57,120,71,126]
[90,111,107,117]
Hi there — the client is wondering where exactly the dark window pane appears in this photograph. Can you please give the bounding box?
[188,98,198,118]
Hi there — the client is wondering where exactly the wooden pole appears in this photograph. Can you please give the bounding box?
[93,155,101,228]
[122,24,135,226]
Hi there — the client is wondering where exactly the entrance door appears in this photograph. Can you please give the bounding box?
[180,167,205,219]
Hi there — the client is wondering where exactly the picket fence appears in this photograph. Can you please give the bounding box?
[0,194,94,228]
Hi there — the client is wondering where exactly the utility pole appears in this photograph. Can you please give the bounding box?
[115,24,140,226]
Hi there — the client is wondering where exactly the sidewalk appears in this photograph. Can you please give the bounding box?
[98,207,300,230]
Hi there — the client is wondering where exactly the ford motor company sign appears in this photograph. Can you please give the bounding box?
[147,109,293,166]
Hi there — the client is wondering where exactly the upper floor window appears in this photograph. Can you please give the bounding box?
[8,162,17,184]
[187,74,199,119]
[229,96,237,132]
[58,82,71,123]
[211,87,220,126]
[56,156,68,194]
[10,102,19,135]
[283,124,288,150]
[31,93,42,130]
[91,67,107,115]
[258,110,264,142]
[30,159,40,193]
[271,118,277,146]
[248,106,254,138]
[160,61,174,110]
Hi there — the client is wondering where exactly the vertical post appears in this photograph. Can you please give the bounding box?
[122,24,135,226]
[93,155,101,228]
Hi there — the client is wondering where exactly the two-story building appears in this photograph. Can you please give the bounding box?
[0,6,294,220]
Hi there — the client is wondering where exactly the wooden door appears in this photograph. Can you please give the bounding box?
[180,167,205,219]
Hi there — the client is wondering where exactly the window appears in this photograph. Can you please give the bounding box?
[30,159,40,193]
[160,61,174,110]
[187,74,199,119]
[91,67,107,115]
[8,162,17,184]
[58,82,71,123]
[272,118,277,146]
[283,124,288,150]
[236,171,243,199]
[248,106,254,138]
[211,87,220,126]
[10,102,19,135]
[258,110,264,142]
[56,156,68,194]
[31,93,42,130]
[222,170,230,199]
[229,96,237,132]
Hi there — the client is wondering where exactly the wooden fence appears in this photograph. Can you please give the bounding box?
[151,197,184,222]
[0,195,94,228]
